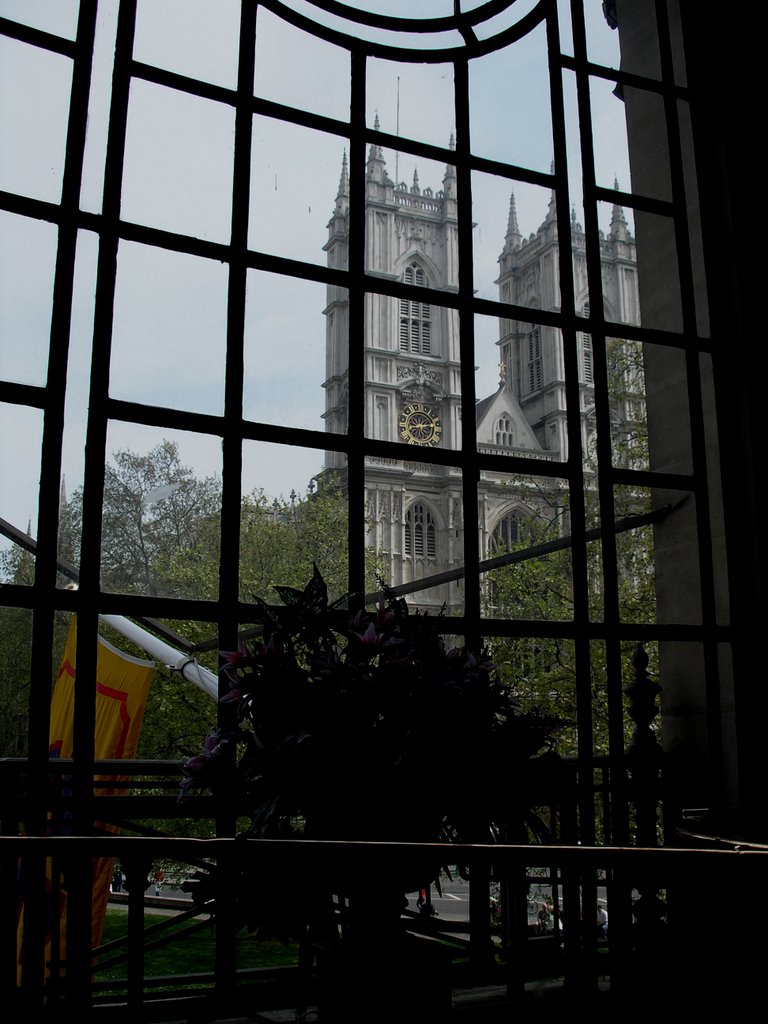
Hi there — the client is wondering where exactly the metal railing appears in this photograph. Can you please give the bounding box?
[5,830,766,1018]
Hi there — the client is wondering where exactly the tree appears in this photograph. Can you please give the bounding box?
[485,336,657,756]
[97,440,222,598]
[47,444,376,764]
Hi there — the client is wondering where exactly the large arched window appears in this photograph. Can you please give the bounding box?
[491,510,523,552]
[399,262,432,355]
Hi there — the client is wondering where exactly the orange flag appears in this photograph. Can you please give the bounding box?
[17,617,154,984]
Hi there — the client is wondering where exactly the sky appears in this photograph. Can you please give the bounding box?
[0,0,632,552]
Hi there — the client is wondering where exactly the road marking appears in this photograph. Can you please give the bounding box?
[441,893,462,901]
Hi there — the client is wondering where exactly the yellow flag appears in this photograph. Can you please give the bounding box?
[17,617,154,985]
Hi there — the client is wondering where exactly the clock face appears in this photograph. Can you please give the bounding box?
[399,402,442,446]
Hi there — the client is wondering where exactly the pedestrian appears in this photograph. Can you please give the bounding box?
[597,903,608,941]
[154,867,164,896]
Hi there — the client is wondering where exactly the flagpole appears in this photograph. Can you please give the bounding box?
[99,614,219,699]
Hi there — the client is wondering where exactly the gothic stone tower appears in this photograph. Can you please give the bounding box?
[324,142,639,613]
[496,181,639,463]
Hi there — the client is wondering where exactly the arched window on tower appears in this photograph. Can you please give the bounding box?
[404,502,436,558]
[495,416,513,447]
[400,262,432,355]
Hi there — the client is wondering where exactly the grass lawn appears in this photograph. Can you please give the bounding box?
[95,908,300,984]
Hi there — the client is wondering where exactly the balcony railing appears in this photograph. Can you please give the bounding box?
[4,825,766,1019]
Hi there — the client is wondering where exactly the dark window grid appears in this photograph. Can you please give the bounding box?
[0,2,720,856]
[261,0,549,65]
[67,0,141,836]
[568,0,713,837]
[0,14,78,56]
[0,22,704,614]
[0,18,704,593]
[555,1,622,840]
[3,2,98,839]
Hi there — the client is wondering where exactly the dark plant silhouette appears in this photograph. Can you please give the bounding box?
[180,566,565,940]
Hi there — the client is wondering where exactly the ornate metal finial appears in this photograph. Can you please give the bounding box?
[624,644,662,755]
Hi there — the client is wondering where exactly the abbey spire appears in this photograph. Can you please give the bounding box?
[367,113,386,182]
[334,149,349,214]
[504,191,522,250]
[442,131,457,200]
[609,176,629,241]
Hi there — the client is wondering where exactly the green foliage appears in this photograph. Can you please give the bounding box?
[484,337,657,756]
[94,909,299,983]
[45,445,365,765]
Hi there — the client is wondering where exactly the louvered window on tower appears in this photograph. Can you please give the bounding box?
[404,503,436,558]
[528,327,542,392]
[400,263,431,354]
[582,301,593,384]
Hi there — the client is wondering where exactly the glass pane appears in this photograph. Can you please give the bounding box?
[585,2,622,69]
[605,336,652,473]
[122,80,235,242]
[469,21,552,171]
[255,6,350,121]
[475,312,565,461]
[58,229,100,586]
[491,309,567,458]
[365,147,456,289]
[491,633,578,749]
[621,85,672,201]
[0,35,72,203]
[0,0,78,38]
[366,294,460,451]
[615,486,657,625]
[249,117,346,266]
[0,606,32,755]
[367,58,454,150]
[473,171,556,304]
[556,0,574,57]
[618,208,681,333]
[366,462,465,617]
[122,620,217,758]
[481,472,572,622]
[0,404,43,559]
[0,211,57,386]
[241,440,344,603]
[589,76,635,198]
[135,0,240,90]
[80,0,119,214]
[101,423,222,600]
[244,271,337,432]
[110,241,228,416]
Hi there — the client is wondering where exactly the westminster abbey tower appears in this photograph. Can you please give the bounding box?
[323,129,640,613]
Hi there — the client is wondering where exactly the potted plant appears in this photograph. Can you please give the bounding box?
[180,567,564,1019]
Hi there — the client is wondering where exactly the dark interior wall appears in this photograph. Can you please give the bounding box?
[616,1,765,819]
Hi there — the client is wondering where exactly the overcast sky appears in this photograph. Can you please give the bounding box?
[0,0,631,552]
